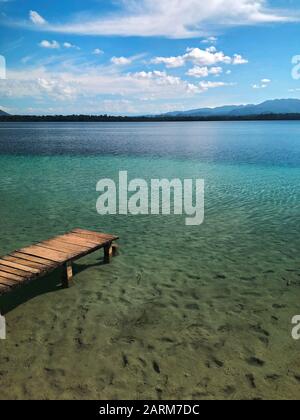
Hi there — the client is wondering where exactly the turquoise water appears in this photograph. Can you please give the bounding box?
[0,122,299,400]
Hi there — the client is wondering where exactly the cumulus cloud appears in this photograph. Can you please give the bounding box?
[232,54,249,65]
[39,40,60,49]
[132,71,183,86]
[151,56,186,68]
[63,42,79,49]
[29,10,46,25]
[111,56,132,65]
[153,47,247,69]
[187,66,223,78]
[93,48,104,55]
[0,60,234,107]
[24,1,298,38]
[39,40,79,50]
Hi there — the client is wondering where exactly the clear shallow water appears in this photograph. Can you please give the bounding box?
[0,122,299,400]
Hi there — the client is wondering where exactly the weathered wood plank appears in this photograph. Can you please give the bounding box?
[39,239,91,254]
[0,276,20,287]
[0,264,32,278]
[55,234,95,249]
[11,252,55,267]
[58,233,100,248]
[0,270,26,282]
[43,239,91,252]
[37,244,75,256]
[0,258,41,274]
[18,245,71,262]
[5,255,48,271]
[73,228,118,241]
[70,233,112,247]
[69,232,108,245]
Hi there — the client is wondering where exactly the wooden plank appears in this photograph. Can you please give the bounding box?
[59,233,99,249]
[39,239,91,254]
[0,264,33,278]
[4,255,48,271]
[58,233,101,248]
[70,232,112,246]
[70,234,106,246]
[18,245,73,263]
[55,233,95,249]
[11,252,55,267]
[0,258,41,274]
[0,276,20,287]
[73,228,118,240]
[43,239,91,252]
[37,243,75,256]
[0,270,25,282]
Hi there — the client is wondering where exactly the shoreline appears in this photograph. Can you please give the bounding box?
[2,114,300,123]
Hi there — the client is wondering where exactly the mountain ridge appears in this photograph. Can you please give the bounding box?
[160,99,300,118]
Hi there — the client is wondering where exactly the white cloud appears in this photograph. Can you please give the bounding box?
[93,48,104,55]
[210,66,223,75]
[63,42,79,49]
[39,40,79,50]
[201,36,218,44]
[29,10,46,25]
[39,40,60,49]
[187,67,210,78]
[111,56,132,65]
[185,47,232,65]
[187,66,223,78]
[24,1,298,39]
[132,71,183,86]
[0,60,234,107]
[199,80,232,90]
[153,47,247,69]
[252,78,271,89]
[151,56,186,68]
[206,46,217,53]
[232,54,249,65]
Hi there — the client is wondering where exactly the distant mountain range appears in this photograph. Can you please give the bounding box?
[2,99,300,120]
[160,99,300,118]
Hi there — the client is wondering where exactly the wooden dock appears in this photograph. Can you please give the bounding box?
[0,228,119,296]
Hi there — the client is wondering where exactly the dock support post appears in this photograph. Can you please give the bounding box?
[104,243,113,264]
[62,261,73,288]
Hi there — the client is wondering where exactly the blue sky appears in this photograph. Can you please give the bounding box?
[0,0,300,115]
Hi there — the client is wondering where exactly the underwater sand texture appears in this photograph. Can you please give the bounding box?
[0,226,299,400]
[0,122,299,400]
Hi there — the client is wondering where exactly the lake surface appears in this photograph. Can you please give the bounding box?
[0,122,299,400]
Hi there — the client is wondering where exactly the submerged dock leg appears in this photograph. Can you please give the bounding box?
[112,244,118,257]
[62,261,73,288]
[104,243,113,264]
